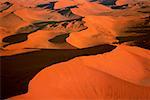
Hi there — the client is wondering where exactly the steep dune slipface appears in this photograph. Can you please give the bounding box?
[14,6,82,23]
[10,45,150,100]
[67,4,150,49]
[2,18,86,50]
[0,3,23,18]
[0,1,12,12]
[116,0,150,6]
[1,0,53,7]
[71,1,111,16]
[1,0,150,99]
[67,16,117,48]
[0,27,9,48]
[14,8,67,22]
[0,12,29,47]
[0,12,29,34]
[81,45,150,86]
[4,30,76,50]
[116,0,134,5]
[55,0,77,9]
[99,0,117,5]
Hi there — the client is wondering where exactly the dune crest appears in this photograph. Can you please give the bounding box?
[67,15,117,48]
[0,0,150,99]
[9,45,150,100]
[71,1,111,16]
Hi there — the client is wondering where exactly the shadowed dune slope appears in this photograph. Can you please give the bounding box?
[67,3,150,49]
[1,44,116,99]
[9,45,150,100]
[1,18,86,50]
[0,0,150,100]
[0,12,29,35]
[0,2,12,12]
[72,1,112,16]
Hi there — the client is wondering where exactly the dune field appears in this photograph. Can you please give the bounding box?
[0,0,150,99]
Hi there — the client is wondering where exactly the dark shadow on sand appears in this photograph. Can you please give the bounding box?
[1,44,116,99]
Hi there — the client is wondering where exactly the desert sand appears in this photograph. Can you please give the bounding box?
[0,0,150,99]
[9,45,150,100]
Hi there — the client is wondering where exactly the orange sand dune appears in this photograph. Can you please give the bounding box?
[0,27,10,48]
[67,10,149,48]
[14,6,82,23]
[0,12,29,32]
[4,30,75,50]
[55,0,77,9]
[0,1,12,13]
[9,45,150,100]
[14,8,68,22]
[116,0,134,5]
[1,0,150,99]
[0,3,24,17]
[71,1,111,16]
[81,45,150,86]
[67,15,117,48]
[0,12,29,47]
[54,0,112,16]
[116,0,150,6]
[0,0,54,7]
[0,12,29,39]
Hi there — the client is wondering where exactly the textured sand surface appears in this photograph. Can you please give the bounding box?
[0,0,150,99]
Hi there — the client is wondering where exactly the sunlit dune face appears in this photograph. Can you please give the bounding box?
[3,30,76,50]
[0,12,30,35]
[71,1,111,16]
[9,45,150,100]
[1,0,53,7]
[1,0,150,99]
[67,16,117,48]
[55,0,77,9]
[116,0,132,5]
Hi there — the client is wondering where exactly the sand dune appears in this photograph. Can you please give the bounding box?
[54,0,112,16]
[4,30,76,50]
[14,8,67,22]
[81,45,150,86]
[14,6,82,23]
[0,12,29,47]
[0,1,12,12]
[9,45,150,100]
[72,1,111,16]
[67,3,150,48]
[1,44,115,99]
[2,18,86,50]
[0,0,54,7]
[55,0,77,9]
[67,15,117,48]
[0,12,29,34]
[0,0,150,99]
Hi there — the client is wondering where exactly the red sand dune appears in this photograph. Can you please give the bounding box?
[5,30,75,50]
[14,8,68,22]
[67,15,117,48]
[116,0,134,5]
[0,0,150,99]
[71,1,111,16]
[9,45,150,100]
[55,0,77,9]
[0,12,29,46]
[0,12,29,34]
[81,45,150,86]
[0,0,54,7]
[67,12,149,48]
